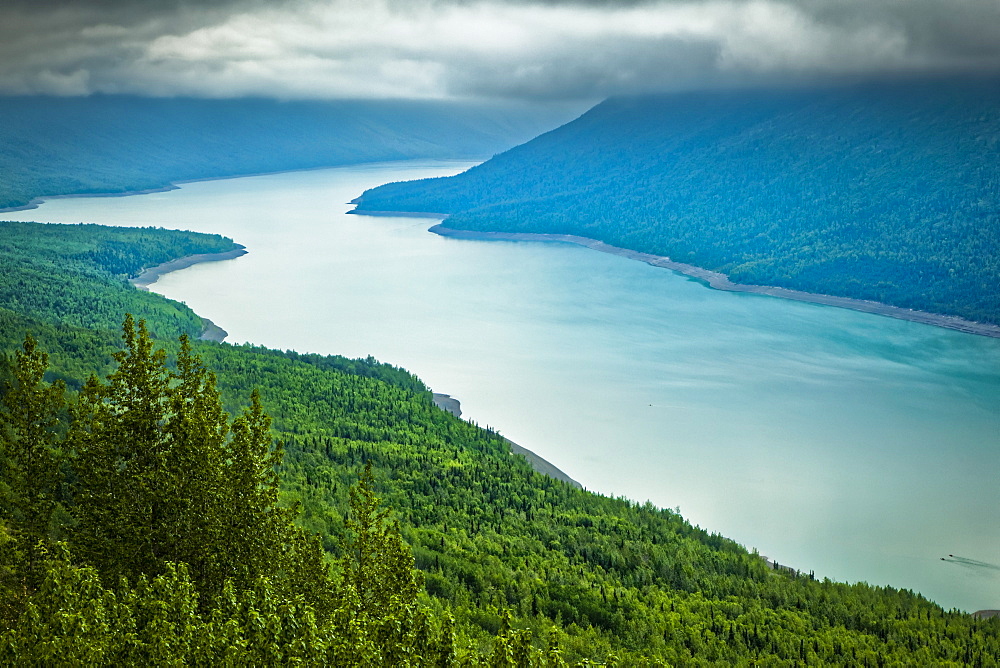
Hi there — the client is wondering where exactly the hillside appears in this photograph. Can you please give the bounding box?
[353,76,1000,326]
[2,221,999,662]
[0,95,574,211]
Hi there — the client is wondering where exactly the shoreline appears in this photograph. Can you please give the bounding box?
[129,246,248,290]
[129,246,248,342]
[346,209,449,219]
[10,165,995,613]
[432,393,582,489]
[0,167,343,214]
[428,224,1000,339]
[1,185,181,213]
[0,159,483,215]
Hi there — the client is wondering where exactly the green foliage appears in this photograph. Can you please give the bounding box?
[0,221,236,339]
[0,221,435,394]
[0,550,334,666]
[342,463,423,617]
[0,322,463,665]
[0,335,64,553]
[69,316,313,603]
[1,219,1000,664]
[356,76,1000,324]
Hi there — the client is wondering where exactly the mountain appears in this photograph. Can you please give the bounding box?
[0,95,577,210]
[353,76,1000,325]
[1,201,999,664]
[3,91,1000,662]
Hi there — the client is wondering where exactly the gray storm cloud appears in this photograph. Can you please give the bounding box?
[1,0,998,99]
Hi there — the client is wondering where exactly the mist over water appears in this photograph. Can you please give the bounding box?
[9,160,1000,612]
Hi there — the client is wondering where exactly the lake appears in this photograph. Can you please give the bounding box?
[9,160,1000,612]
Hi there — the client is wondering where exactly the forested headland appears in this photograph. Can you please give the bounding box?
[0,95,575,211]
[353,76,1000,326]
[2,220,999,663]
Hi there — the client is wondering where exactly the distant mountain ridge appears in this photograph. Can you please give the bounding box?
[353,76,1000,325]
[0,95,575,210]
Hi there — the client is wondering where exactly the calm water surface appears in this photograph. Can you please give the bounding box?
[10,161,1000,612]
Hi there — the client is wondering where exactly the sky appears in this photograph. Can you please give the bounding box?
[1,0,999,101]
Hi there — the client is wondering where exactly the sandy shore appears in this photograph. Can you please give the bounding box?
[130,246,247,290]
[129,246,247,342]
[196,319,229,344]
[432,393,582,489]
[429,224,1000,339]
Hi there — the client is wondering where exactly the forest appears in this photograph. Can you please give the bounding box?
[354,76,1000,326]
[2,221,999,664]
[0,95,572,211]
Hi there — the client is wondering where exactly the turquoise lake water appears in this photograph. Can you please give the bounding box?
[8,160,1000,612]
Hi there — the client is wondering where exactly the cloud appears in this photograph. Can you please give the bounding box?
[1,0,998,100]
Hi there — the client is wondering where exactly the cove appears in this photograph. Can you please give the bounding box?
[7,160,999,613]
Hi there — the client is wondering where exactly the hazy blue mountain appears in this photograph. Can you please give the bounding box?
[354,76,1000,325]
[0,95,576,209]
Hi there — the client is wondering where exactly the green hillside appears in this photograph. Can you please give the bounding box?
[354,76,1000,325]
[2,221,998,663]
[0,95,572,211]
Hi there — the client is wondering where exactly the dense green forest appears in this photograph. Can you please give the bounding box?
[2,221,999,663]
[354,76,1000,326]
[0,221,237,348]
[0,95,574,211]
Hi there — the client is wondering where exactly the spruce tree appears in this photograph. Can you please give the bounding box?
[0,335,65,573]
[70,315,315,602]
[71,314,175,583]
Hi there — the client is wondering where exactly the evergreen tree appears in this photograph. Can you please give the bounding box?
[70,314,172,583]
[0,335,65,582]
[335,462,456,665]
[69,316,318,603]
[343,461,423,617]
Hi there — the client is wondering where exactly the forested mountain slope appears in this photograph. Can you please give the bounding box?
[0,95,574,210]
[0,221,237,344]
[353,76,1000,325]
[2,222,999,663]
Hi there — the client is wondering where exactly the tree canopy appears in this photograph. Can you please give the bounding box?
[355,77,1000,324]
[1,216,999,664]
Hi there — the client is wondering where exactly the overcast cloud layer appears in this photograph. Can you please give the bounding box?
[2,0,999,100]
